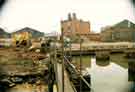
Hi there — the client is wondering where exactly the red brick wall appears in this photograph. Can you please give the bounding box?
[61,15,90,36]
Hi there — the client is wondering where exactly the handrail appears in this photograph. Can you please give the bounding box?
[64,56,95,92]
[64,56,91,89]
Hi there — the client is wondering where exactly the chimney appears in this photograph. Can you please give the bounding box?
[73,13,77,20]
[68,13,72,21]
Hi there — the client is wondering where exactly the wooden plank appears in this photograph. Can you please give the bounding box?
[56,63,75,92]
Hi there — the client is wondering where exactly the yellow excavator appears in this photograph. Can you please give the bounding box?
[12,32,32,47]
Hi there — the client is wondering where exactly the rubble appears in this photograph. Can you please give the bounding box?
[0,47,49,88]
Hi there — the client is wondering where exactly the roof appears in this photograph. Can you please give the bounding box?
[12,27,44,38]
[113,19,135,28]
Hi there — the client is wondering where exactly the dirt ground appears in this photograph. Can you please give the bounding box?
[0,47,47,61]
[0,47,48,76]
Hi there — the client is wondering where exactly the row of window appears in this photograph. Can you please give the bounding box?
[87,43,135,50]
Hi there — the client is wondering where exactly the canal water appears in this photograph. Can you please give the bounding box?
[72,54,133,92]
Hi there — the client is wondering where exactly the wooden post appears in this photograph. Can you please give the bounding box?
[80,36,83,92]
[69,36,72,61]
[61,22,65,92]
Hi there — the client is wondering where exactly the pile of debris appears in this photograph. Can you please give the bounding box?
[0,47,49,89]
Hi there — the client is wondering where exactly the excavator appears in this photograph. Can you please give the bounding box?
[12,32,32,47]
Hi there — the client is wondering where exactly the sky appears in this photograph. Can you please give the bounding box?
[0,0,135,33]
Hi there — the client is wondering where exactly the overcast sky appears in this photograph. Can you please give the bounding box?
[0,0,134,33]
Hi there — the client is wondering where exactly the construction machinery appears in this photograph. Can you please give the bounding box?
[12,32,32,47]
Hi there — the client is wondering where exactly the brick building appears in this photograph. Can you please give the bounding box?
[87,33,101,42]
[61,13,90,36]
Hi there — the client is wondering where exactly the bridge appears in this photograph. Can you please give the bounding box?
[58,42,135,56]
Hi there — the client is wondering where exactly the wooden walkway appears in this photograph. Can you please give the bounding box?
[56,63,75,92]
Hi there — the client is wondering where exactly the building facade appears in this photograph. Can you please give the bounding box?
[101,20,135,42]
[87,33,101,42]
[61,13,90,36]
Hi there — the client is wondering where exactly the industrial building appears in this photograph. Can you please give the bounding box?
[61,13,90,36]
[101,20,135,42]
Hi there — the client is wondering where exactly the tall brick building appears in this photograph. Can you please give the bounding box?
[61,13,90,36]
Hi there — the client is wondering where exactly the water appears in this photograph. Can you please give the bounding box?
[72,54,133,92]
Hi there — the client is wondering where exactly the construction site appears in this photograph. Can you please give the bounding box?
[0,27,135,92]
[0,0,135,92]
[0,30,91,92]
[0,31,49,91]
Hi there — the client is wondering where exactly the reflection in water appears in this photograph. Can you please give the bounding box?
[128,59,135,92]
[91,59,130,92]
[130,82,135,92]
[72,56,91,71]
[128,59,135,81]
[72,54,131,92]
[110,54,128,69]
[96,60,110,67]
